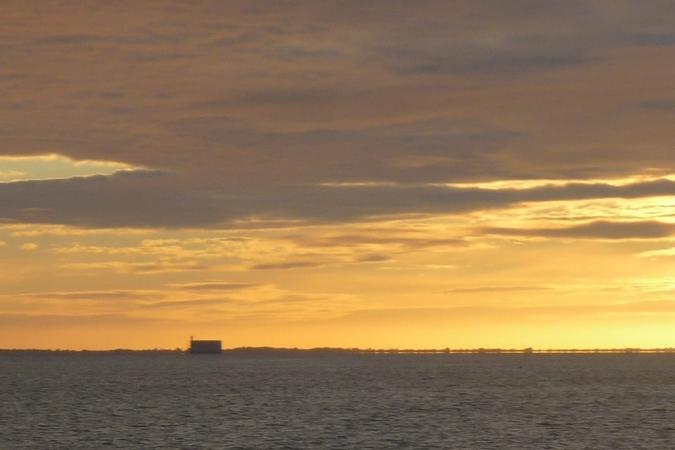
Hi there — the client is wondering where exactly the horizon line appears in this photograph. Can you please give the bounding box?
[1,346,675,354]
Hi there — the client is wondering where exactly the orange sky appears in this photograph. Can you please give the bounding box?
[0,1,673,349]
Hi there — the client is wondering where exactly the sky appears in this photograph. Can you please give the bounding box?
[1,1,673,350]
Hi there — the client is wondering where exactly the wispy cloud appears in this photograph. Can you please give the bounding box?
[445,286,552,294]
[170,281,258,291]
[251,261,323,271]
[636,247,675,258]
[0,171,671,228]
[61,260,211,274]
[482,220,675,240]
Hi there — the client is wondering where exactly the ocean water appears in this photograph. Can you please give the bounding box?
[1,352,673,449]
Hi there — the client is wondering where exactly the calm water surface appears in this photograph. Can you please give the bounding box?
[1,353,674,449]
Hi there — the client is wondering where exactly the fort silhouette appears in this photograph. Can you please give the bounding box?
[188,337,222,354]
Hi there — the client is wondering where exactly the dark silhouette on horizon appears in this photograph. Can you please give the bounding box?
[1,346,674,354]
[188,336,222,354]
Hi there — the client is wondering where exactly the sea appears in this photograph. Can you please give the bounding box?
[1,352,673,449]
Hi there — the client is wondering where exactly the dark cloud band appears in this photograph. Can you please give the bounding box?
[0,171,672,228]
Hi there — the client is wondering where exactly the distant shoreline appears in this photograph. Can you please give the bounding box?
[1,347,674,354]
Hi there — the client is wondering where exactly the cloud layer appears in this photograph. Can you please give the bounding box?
[0,170,672,227]
[1,1,675,231]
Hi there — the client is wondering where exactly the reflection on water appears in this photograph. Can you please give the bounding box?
[1,353,674,449]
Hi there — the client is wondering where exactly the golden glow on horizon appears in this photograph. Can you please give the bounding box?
[0,186,673,349]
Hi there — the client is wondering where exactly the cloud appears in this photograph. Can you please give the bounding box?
[636,247,675,258]
[249,252,394,270]
[294,234,466,250]
[0,170,224,228]
[251,261,323,271]
[19,242,38,251]
[61,260,210,274]
[337,300,675,325]
[482,220,675,240]
[445,286,552,294]
[354,253,392,263]
[0,169,672,228]
[1,2,675,233]
[0,313,176,328]
[0,154,138,182]
[1,283,357,321]
[2,2,675,188]
[627,32,675,47]
[171,281,258,291]
[139,298,235,310]
[164,117,520,183]
[635,100,675,112]
[21,290,158,301]
[3,224,152,237]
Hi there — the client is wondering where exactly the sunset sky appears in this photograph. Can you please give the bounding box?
[1,1,673,350]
